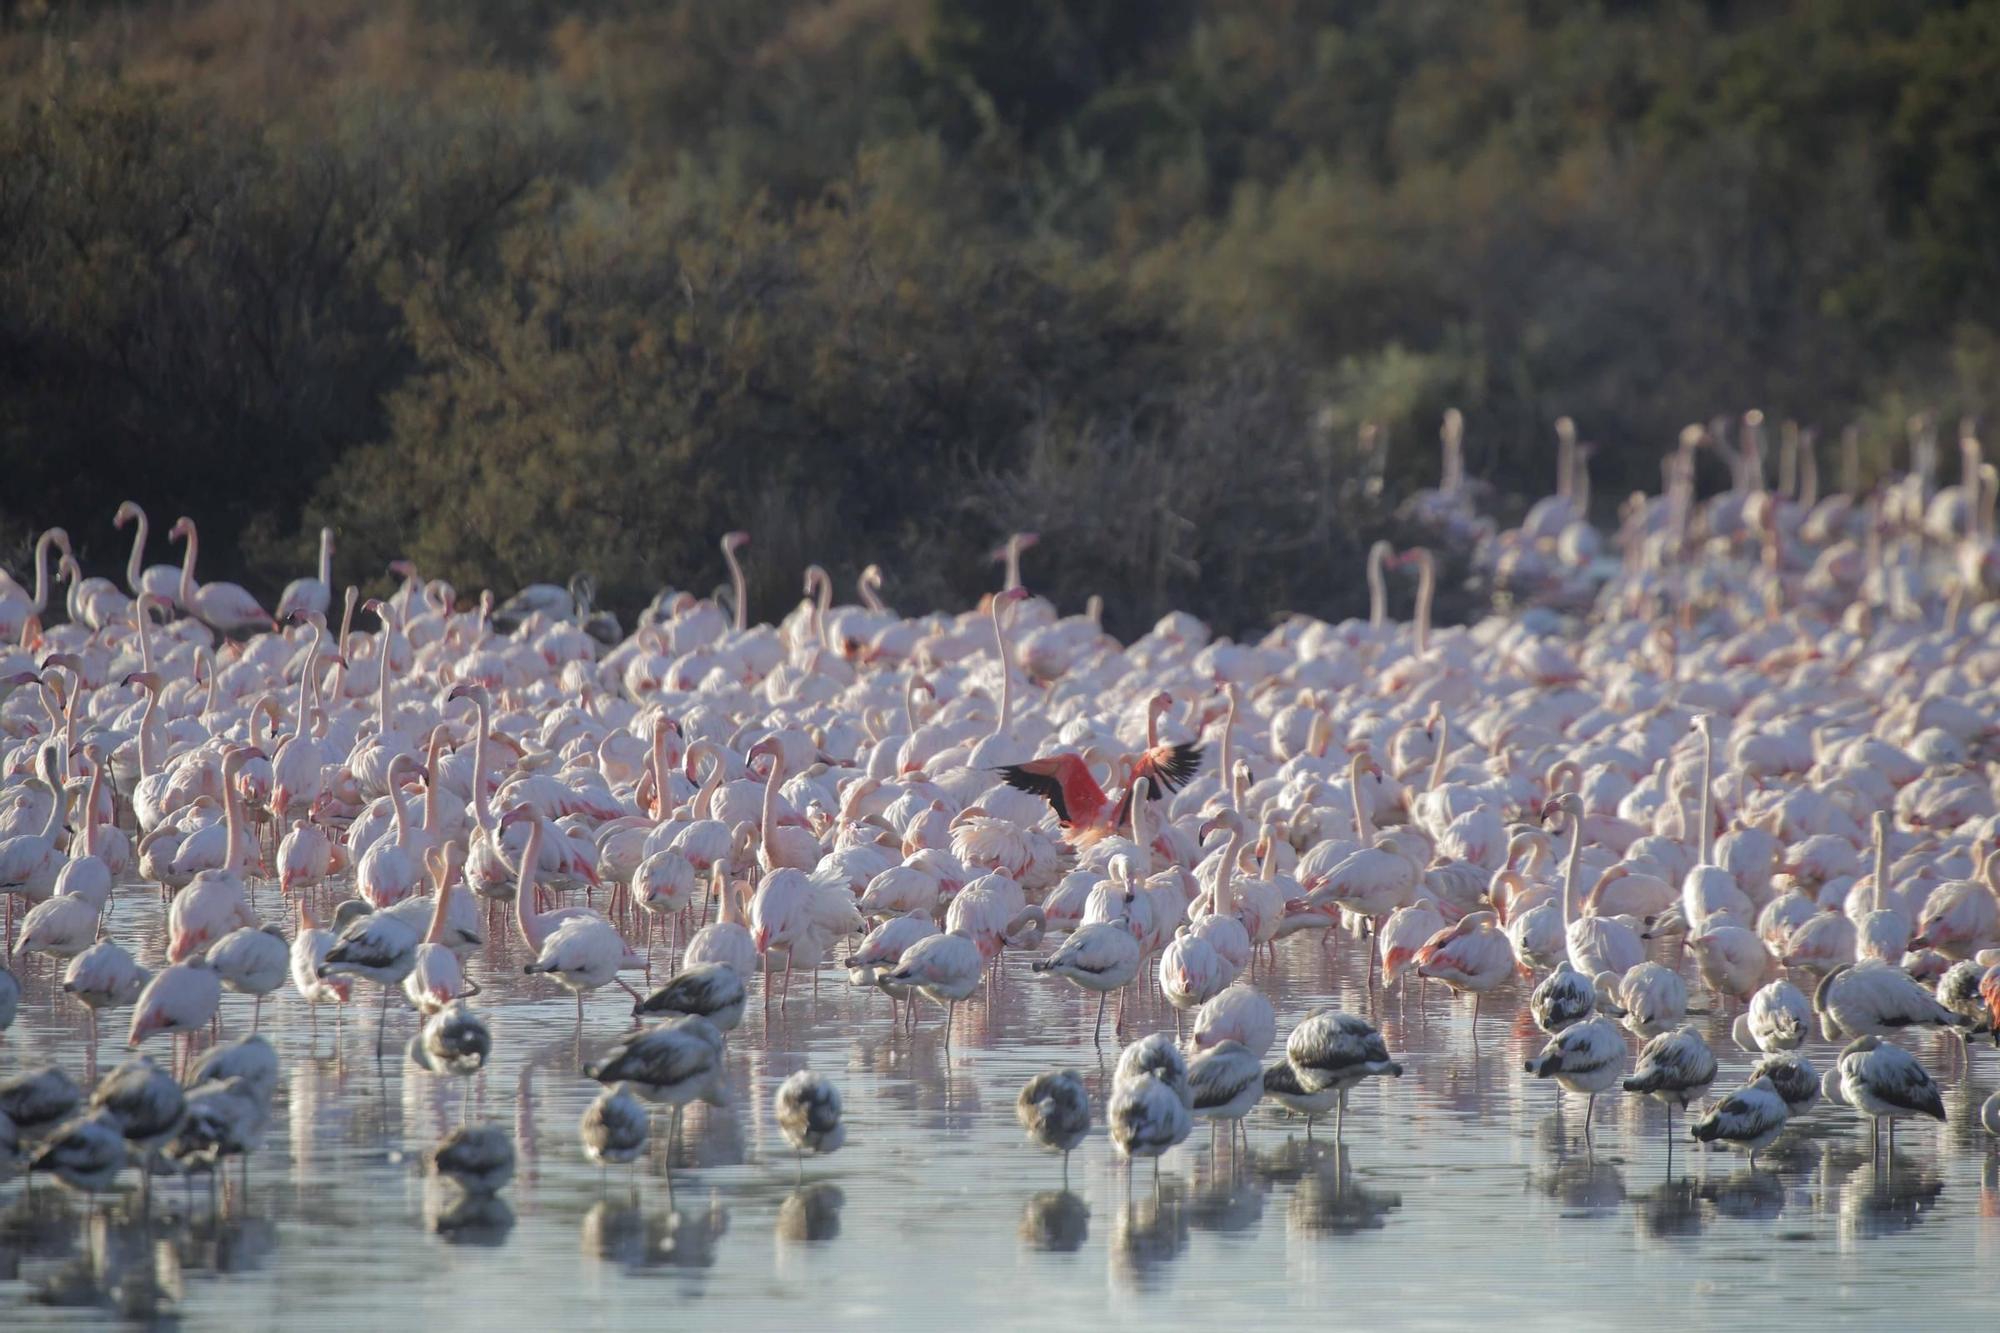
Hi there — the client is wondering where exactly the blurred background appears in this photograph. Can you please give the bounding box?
[4,0,1997,635]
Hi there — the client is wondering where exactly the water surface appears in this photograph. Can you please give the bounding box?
[3,883,1997,1330]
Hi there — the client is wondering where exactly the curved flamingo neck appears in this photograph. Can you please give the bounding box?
[30,531,60,613]
[36,747,64,840]
[715,862,738,927]
[425,859,455,945]
[1427,715,1451,792]
[1348,753,1375,841]
[514,820,546,949]
[1215,819,1243,915]
[296,622,323,729]
[176,522,199,608]
[1129,778,1152,877]
[123,508,148,596]
[386,755,416,845]
[759,746,786,866]
[723,540,748,634]
[990,600,1014,740]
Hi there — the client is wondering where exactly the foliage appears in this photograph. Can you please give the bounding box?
[4,1,1997,634]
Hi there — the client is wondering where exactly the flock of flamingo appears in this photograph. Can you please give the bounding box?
[3,411,2000,1242]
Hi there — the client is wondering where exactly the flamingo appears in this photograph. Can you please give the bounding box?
[774,1070,846,1180]
[1690,1075,1790,1168]
[1415,910,1515,1028]
[884,930,984,1041]
[1017,1070,1091,1182]
[405,845,476,1015]
[1837,1034,1946,1157]
[169,515,275,633]
[1031,916,1142,1045]
[1621,1026,1718,1150]
[1284,1009,1403,1138]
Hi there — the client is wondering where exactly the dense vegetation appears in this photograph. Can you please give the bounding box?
[5,0,1999,634]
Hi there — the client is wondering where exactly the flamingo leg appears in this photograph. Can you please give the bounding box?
[1093,990,1108,1046]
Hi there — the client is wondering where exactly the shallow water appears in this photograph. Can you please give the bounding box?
[4,880,1998,1330]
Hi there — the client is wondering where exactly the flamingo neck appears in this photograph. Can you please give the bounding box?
[296,624,322,729]
[135,687,159,779]
[425,870,453,945]
[724,544,747,634]
[514,822,545,949]
[1427,717,1450,792]
[759,748,785,866]
[177,523,199,607]
[468,698,493,834]
[1219,693,1238,809]
[1415,556,1434,656]
[1349,755,1374,841]
[716,864,737,927]
[37,749,64,841]
[198,648,216,723]
[1561,811,1583,942]
[990,601,1013,740]
[136,600,155,675]
[1130,782,1151,877]
[1367,544,1387,630]
[30,532,57,613]
[1217,823,1243,915]
[1697,724,1715,865]
[124,509,148,596]
[317,529,333,585]
[221,757,244,877]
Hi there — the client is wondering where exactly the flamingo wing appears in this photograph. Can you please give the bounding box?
[997,760,1074,826]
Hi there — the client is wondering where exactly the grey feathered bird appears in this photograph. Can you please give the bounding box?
[774,1070,845,1181]
[1016,1070,1090,1180]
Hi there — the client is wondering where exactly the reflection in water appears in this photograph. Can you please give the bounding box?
[1111,1188,1189,1291]
[1698,1168,1785,1224]
[1185,1167,1264,1235]
[776,1183,844,1244]
[1632,1177,1705,1246]
[427,1188,517,1245]
[4,897,2000,1325]
[1837,1160,1947,1242]
[1020,1190,1088,1253]
[659,1197,731,1268]
[1285,1146,1403,1237]
[1532,1156,1626,1214]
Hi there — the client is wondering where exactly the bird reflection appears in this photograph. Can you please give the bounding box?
[1185,1166,1264,1234]
[1110,1186,1188,1289]
[1019,1190,1088,1253]
[581,1199,647,1266]
[775,1183,844,1244]
[1530,1155,1625,1213]
[1286,1145,1402,1236]
[426,1188,516,1245]
[657,1197,730,1268]
[1697,1167,1784,1223]
[1837,1159,1946,1241]
[1632,1176,1705,1245]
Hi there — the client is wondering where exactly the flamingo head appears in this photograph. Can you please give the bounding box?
[722,531,750,553]
[168,517,193,541]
